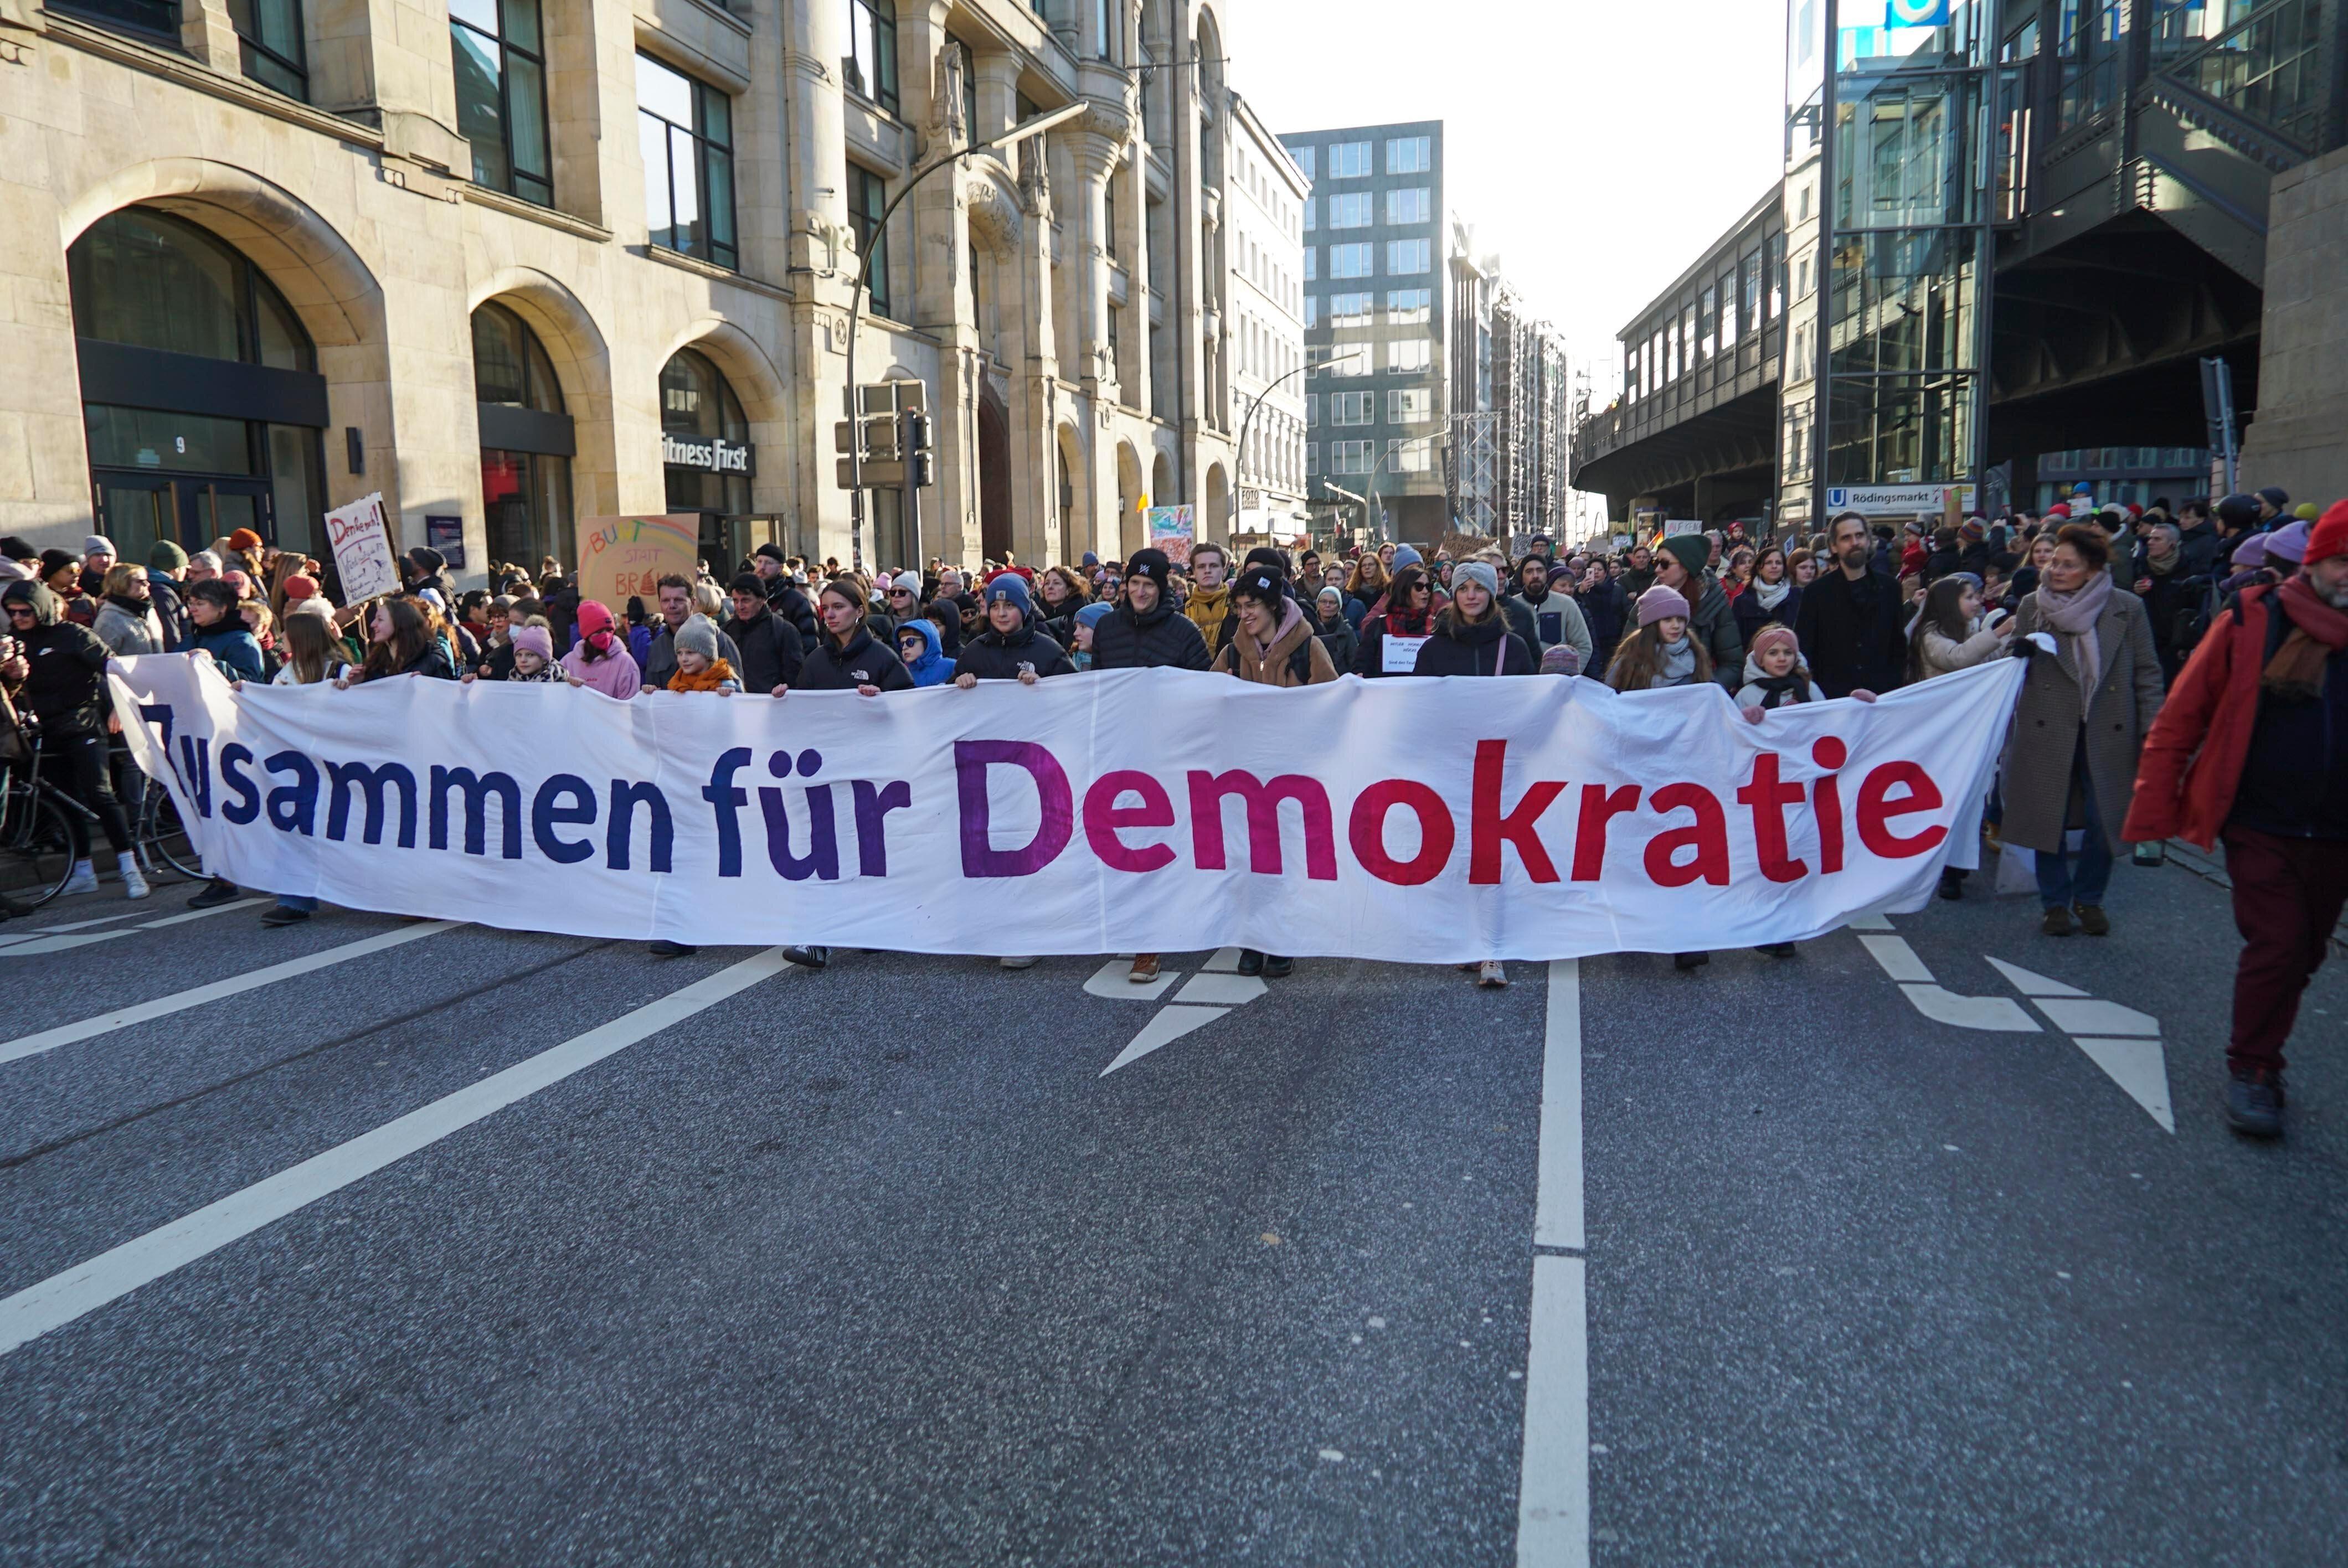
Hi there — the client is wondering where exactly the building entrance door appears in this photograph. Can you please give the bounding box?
[91,470,281,565]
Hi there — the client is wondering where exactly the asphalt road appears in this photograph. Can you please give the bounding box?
[2,851,2344,1566]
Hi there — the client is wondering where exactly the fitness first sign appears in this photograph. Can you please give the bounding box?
[662,432,755,476]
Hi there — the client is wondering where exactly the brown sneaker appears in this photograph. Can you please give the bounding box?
[2073,903,2110,937]
[1129,953,1161,982]
[2041,905,2075,937]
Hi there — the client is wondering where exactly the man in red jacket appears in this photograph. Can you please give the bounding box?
[2125,502,2348,1138]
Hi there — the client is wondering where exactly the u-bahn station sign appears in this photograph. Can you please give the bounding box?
[662,433,755,475]
[1826,484,1976,516]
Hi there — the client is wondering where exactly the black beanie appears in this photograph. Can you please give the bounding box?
[1127,549,1171,585]
[1242,546,1288,576]
[1232,566,1284,608]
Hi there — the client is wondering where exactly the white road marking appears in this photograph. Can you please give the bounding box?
[1099,1004,1228,1076]
[1845,909,1896,932]
[1534,959,1584,1252]
[2070,1038,2176,1132]
[1172,972,1268,1006]
[0,947,792,1357]
[0,899,271,957]
[1518,960,1590,1568]
[1083,961,1182,1000]
[1984,957,2088,997]
[0,921,464,1067]
[1857,931,2041,1032]
[2033,998,2161,1038]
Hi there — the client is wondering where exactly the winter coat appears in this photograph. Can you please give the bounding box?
[1310,608,1358,674]
[1731,581,1803,651]
[2124,582,2345,850]
[1685,578,1744,692]
[1580,579,1628,649]
[644,621,743,690]
[762,580,820,641]
[1410,613,1535,677]
[1209,605,1338,687]
[2174,519,2225,581]
[898,618,955,687]
[9,587,114,735]
[1913,621,2005,682]
[560,643,642,698]
[1091,600,1212,672]
[93,597,164,657]
[719,606,806,694]
[147,574,192,652]
[1997,585,2165,856]
[1503,589,1594,668]
[956,621,1077,682]
[189,619,267,685]
[1794,566,1906,698]
[796,626,916,692]
[2130,554,2207,684]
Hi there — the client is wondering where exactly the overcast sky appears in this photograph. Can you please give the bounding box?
[1225,0,1788,394]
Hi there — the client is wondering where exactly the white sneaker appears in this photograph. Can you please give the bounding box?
[60,859,100,897]
[119,853,151,900]
[1477,960,1508,989]
[998,956,1039,970]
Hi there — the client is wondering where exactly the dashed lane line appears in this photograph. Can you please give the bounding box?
[0,921,465,1067]
[1518,958,1590,1568]
[0,947,794,1357]
[0,898,272,957]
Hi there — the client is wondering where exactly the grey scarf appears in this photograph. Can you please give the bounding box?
[2035,571,2112,704]
[1654,635,1697,689]
[1751,577,1790,612]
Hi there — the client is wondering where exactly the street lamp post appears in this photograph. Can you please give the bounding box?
[843,99,1087,573]
[1230,355,1329,544]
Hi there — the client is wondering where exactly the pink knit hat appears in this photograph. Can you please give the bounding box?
[1635,585,1690,627]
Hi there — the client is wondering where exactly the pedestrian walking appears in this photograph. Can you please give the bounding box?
[2124,502,2348,1137]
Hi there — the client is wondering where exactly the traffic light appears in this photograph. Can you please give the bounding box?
[904,410,934,489]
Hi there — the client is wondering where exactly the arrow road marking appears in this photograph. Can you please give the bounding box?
[1856,931,2042,1032]
[1094,947,1271,1077]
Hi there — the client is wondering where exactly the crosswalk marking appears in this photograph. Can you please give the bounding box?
[0,921,464,1067]
[0,948,794,1357]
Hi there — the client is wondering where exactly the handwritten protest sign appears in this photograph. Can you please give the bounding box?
[325,494,401,603]
[576,514,702,609]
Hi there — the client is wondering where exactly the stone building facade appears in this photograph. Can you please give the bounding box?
[1221,90,1305,541]
[0,0,1247,582]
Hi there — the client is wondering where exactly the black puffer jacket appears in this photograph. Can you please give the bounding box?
[796,626,915,692]
[762,580,820,641]
[3,582,112,735]
[1409,612,1535,677]
[720,606,807,693]
[1091,600,1211,671]
[1311,608,1359,674]
[956,621,1076,681]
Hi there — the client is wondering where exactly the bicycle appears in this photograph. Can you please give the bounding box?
[135,783,205,881]
[0,745,100,910]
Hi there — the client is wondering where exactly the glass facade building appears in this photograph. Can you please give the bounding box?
[1779,0,1997,529]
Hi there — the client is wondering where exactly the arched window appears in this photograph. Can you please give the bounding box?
[661,348,750,515]
[70,209,326,566]
[473,302,573,575]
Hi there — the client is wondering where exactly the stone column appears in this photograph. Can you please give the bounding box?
[2238,145,2348,505]
[785,0,858,564]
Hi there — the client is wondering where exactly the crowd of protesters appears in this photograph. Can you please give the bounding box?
[1,478,2341,1137]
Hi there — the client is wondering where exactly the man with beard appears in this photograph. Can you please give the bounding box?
[2125,502,2348,1139]
[751,544,819,637]
[1502,555,1592,668]
[1794,511,1907,699]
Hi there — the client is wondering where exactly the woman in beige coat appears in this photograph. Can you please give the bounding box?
[1999,525,2165,936]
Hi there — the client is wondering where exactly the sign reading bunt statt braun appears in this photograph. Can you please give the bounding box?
[661,432,755,476]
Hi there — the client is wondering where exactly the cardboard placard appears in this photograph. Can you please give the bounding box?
[1146,504,1195,567]
[1381,635,1428,674]
[325,493,401,604]
[577,514,703,609]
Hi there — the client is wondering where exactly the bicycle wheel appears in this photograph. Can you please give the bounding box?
[1,786,79,910]
[138,787,206,881]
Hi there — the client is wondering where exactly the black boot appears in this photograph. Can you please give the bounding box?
[1937,866,1966,901]
[188,878,242,910]
[1235,948,1265,976]
[782,945,829,970]
[1753,942,1796,958]
[2225,1070,2283,1139]
[1261,955,1293,978]
[1673,951,1709,972]
[647,940,697,958]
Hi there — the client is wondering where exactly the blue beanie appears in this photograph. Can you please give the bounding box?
[984,574,1032,616]
[1080,551,1100,568]
[1390,544,1423,571]
[1075,601,1114,629]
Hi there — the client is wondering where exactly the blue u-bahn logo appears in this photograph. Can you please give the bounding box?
[1888,0,1951,23]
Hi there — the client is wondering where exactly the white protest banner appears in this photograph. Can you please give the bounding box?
[107,658,2019,963]
[325,493,401,602]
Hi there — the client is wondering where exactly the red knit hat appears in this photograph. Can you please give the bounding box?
[2047,503,2071,519]
[2306,500,2348,567]
[282,574,319,601]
